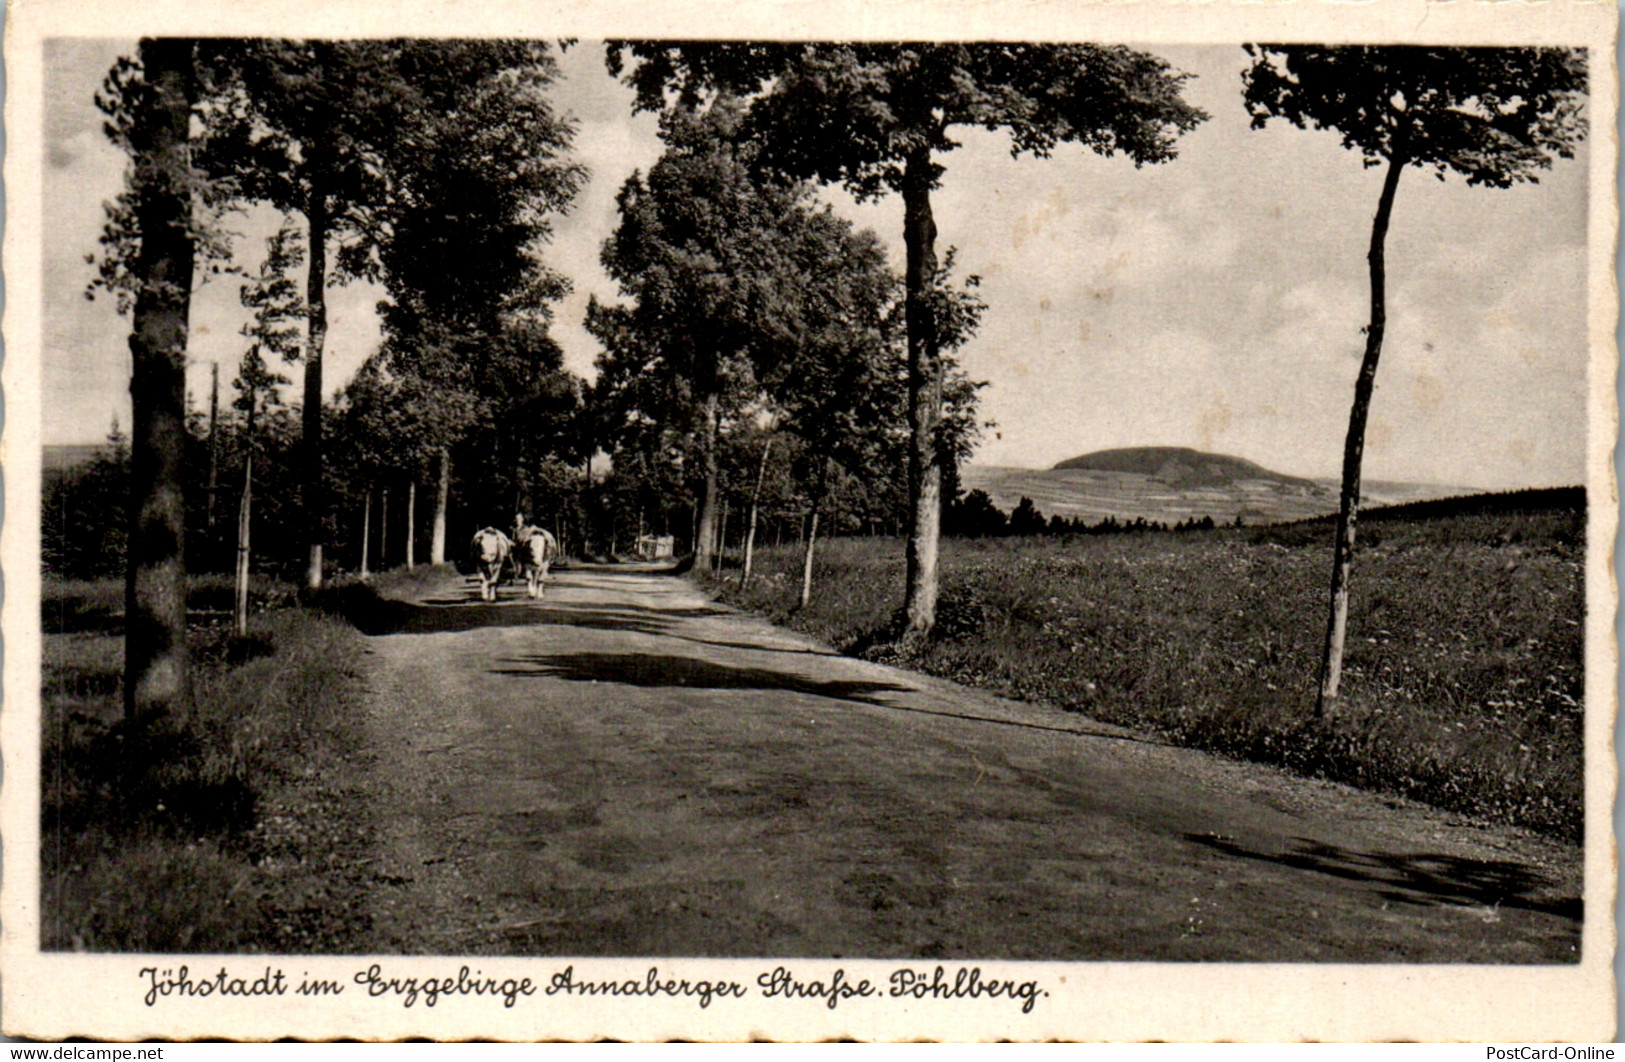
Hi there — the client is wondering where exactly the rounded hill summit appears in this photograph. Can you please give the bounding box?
[1053,447,1318,490]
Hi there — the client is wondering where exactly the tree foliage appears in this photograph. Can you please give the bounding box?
[378,41,586,337]
[85,51,242,316]
[1243,46,1588,185]
[608,41,1205,634]
[234,223,301,415]
[595,100,812,396]
[591,98,905,563]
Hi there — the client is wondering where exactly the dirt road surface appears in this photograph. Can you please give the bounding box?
[350,564,1581,962]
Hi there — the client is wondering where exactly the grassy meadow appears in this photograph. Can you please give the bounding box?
[961,463,1483,527]
[40,574,377,952]
[706,499,1586,840]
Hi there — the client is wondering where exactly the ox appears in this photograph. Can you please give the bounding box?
[470,527,512,602]
[513,521,559,599]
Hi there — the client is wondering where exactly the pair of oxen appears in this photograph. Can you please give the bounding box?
[470,519,559,602]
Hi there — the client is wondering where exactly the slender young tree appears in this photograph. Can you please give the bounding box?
[231,226,299,633]
[405,480,417,570]
[205,362,220,542]
[359,486,373,579]
[380,485,391,570]
[611,42,1206,638]
[1244,45,1589,717]
[740,426,775,589]
[787,253,987,608]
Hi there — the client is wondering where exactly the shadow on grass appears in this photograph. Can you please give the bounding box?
[1185,832,1581,922]
[42,600,124,635]
[491,650,912,708]
[43,579,300,636]
[46,710,257,844]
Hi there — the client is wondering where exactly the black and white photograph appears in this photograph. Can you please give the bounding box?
[3,0,1616,1042]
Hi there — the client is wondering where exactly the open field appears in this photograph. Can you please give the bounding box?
[962,464,1483,527]
[707,496,1586,840]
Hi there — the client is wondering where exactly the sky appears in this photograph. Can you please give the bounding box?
[40,41,1593,489]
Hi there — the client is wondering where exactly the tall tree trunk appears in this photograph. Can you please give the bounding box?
[405,480,417,570]
[431,446,450,565]
[301,177,330,593]
[359,484,372,579]
[694,391,721,570]
[1318,152,1406,719]
[205,361,219,538]
[124,37,196,720]
[901,143,943,641]
[741,434,773,589]
[380,485,391,571]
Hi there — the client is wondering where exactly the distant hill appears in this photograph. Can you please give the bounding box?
[44,443,108,475]
[1053,446,1318,489]
[963,447,1482,527]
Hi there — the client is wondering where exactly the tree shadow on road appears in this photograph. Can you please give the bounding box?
[318,583,579,635]
[491,651,912,708]
[324,580,828,658]
[1185,833,1581,923]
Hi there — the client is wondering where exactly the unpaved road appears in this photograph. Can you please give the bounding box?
[351,564,1581,961]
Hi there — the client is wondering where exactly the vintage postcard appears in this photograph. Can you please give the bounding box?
[2,0,1616,1042]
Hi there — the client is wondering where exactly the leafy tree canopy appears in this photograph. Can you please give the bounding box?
[609,42,1209,197]
[1243,46,1588,186]
[596,97,816,395]
[379,40,586,338]
[234,223,300,418]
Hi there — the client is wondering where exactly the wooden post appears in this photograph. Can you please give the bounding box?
[234,450,253,637]
[205,361,220,537]
[1317,152,1406,719]
[800,510,820,610]
[359,485,372,579]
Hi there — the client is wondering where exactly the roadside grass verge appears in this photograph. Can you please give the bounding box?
[706,506,1585,841]
[41,576,375,951]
